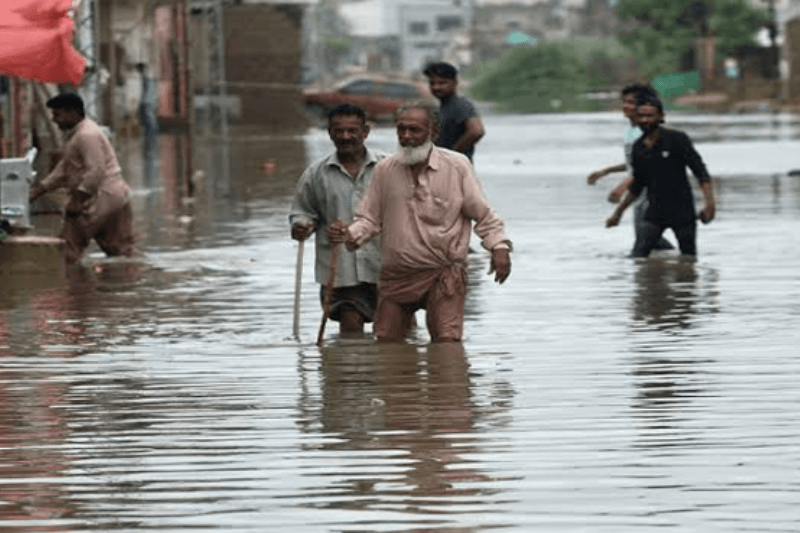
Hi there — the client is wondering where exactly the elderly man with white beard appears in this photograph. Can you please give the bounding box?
[329,99,512,343]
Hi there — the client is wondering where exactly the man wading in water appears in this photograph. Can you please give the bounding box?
[290,104,385,338]
[29,93,138,266]
[330,99,512,343]
[606,94,716,258]
[588,83,674,254]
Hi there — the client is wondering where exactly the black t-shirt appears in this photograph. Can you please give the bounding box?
[629,127,710,226]
[436,95,479,161]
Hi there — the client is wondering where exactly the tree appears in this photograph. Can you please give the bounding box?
[616,0,769,79]
[311,0,352,79]
[466,39,636,113]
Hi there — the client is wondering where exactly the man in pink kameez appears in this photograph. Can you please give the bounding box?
[30,93,138,265]
[331,99,512,343]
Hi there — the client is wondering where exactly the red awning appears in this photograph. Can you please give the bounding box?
[0,0,86,85]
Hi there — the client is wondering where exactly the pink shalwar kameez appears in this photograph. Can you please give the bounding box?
[37,118,136,263]
[348,147,511,342]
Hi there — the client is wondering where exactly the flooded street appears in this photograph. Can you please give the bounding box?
[2,111,800,531]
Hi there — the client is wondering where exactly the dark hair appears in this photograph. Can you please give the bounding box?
[327,103,367,124]
[621,82,656,99]
[46,93,85,117]
[636,93,664,115]
[423,62,457,80]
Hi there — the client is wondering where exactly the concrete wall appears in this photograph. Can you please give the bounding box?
[193,4,307,134]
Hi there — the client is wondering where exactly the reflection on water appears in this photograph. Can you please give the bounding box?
[627,259,719,448]
[0,360,73,530]
[1,112,800,531]
[630,258,719,334]
[296,341,515,525]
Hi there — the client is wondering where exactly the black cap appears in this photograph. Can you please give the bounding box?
[46,92,85,115]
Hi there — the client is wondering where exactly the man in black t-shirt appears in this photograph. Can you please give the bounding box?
[606,95,716,258]
[423,62,484,162]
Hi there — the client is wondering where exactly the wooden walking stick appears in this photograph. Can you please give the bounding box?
[317,240,342,346]
[292,239,305,340]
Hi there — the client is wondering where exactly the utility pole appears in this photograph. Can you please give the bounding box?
[74,0,102,122]
[201,0,229,140]
[99,0,115,131]
[767,0,780,79]
[198,0,230,195]
[175,0,194,197]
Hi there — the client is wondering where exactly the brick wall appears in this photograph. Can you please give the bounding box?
[222,4,307,134]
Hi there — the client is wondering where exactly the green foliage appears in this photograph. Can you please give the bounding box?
[465,39,635,113]
[712,0,771,55]
[323,36,351,54]
[617,0,770,78]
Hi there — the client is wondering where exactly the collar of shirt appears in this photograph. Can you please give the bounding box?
[326,147,380,179]
[63,117,89,140]
[426,145,445,172]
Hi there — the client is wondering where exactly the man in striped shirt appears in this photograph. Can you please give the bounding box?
[290,104,386,337]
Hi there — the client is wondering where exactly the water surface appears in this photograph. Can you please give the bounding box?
[1,111,799,531]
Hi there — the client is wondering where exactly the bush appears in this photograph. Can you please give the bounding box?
[465,38,640,113]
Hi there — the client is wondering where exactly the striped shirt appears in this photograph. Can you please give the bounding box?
[290,148,386,287]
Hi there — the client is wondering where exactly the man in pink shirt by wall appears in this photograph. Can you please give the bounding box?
[330,99,512,343]
[30,93,138,265]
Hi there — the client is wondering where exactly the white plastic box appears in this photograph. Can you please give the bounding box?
[0,148,37,229]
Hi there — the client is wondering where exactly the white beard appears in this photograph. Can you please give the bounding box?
[397,140,433,166]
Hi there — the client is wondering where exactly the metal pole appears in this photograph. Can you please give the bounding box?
[99,0,115,129]
[213,0,230,196]
[214,0,229,141]
[76,0,100,121]
[0,109,5,158]
[11,78,24,157]
[176,0,194,197]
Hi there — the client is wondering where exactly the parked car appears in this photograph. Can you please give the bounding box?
[304,76,431,122]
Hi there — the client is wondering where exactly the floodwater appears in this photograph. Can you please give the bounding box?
[1,110,800,532]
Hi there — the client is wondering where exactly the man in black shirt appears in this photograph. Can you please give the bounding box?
[606,95,716,258]
[423,62,484,162]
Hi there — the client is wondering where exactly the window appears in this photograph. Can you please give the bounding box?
[382,82,420,99]
[340,80,377,95]
[437,16,463,32]
[409,21,429,35]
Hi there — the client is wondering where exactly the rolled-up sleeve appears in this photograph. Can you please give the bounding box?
[289,167,319,228]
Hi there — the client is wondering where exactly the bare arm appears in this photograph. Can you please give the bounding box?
[698,179,716,223]
[608,176,634,203]
[587,162,627,184]
[452,117,484,154]
[606,190,638,228]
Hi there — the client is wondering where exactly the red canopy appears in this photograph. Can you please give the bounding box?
[0,0,86,85]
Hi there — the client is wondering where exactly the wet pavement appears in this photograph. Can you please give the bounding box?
[1,111,799,531]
